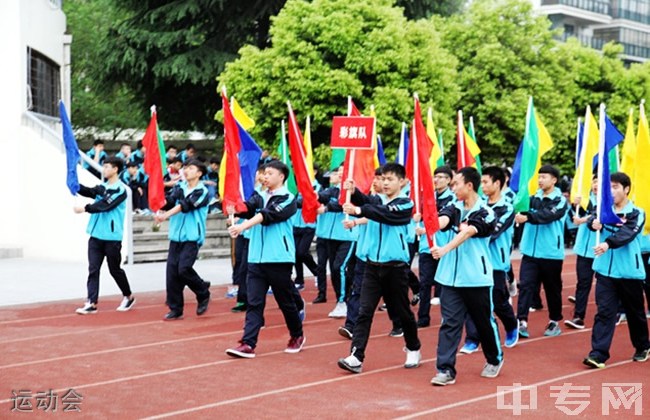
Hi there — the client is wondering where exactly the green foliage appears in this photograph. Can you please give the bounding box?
[218,0,460,156]
[397,0,465,18]
[64,0,144,136]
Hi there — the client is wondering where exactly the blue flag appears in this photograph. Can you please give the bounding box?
[598,114,625,225]
[396,123,409,165]
[510,141,524,193]
[237,121,262,200]
[377,135,387,165]
[577,121,584,170]
[59,101,80,195]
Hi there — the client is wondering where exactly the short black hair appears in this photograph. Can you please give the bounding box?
[167,145,177,152]
[104,156,124,173]
[264,160,290,182]
[434,165,453,178]
[93,140,104,146]
[126,161,139,169]
[137,140,144,150]
[538,164,560,181]
[185,159,207,176]
[169,157,183,165]
[457,167,481,192]
[209,157,220,165]
[482,166,505,189]
[120,142,131,148]
[381,162,406,179]
[186,143,196,151]
[374,167,383,176]
[611,172,631,192]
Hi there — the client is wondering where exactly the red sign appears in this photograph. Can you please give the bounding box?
[330,116,375,149]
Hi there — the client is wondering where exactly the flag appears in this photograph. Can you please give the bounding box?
[466,117,482,174]
[513,97,554,212]
[142,106,166,212]
[620,109,636,177]
[574,119,584,170]
[287,102,320,223]
[377,135,387,165]
[635,101,650,234]
[231,97,255,131]
[277,120,297,194]
[596,106,624,225]
[406,96,439,248]
[331,148,346,170]
[571,106,599,210]
[59,101,80,195]
[426,108,443,171]
[456,111,476,170]
[237,122,262,200]
[304,116,315,182]
[437,129,445,167]
[220,91,247,214]
[397,122,409,165]
[339,98,377,200]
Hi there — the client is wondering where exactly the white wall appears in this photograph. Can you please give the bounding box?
[0,0,93,262]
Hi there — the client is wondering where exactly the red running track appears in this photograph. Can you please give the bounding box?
[0,254,648,418]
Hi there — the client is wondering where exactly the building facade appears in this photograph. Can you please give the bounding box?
[534,0,650,62]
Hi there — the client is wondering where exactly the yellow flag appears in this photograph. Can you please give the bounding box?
[570,106,598,210]
[218,154,227,199]
[527,112,554,195]
[427,108,443,171]
[304,116,315,182]
[636,102,650,234]
[620,108,636,184]
[370,106,380,169]
[232,97,255,130]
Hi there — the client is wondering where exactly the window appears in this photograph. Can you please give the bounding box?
[27,47,60,117]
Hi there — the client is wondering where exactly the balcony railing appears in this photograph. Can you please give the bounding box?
[559,32,606,49]
[541,0,611,15]
[612,7,650,25]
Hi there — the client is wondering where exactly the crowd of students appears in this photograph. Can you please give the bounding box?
[72,150,650,386]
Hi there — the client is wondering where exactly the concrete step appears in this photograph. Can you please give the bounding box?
[132,248,232,263]
[132,213,228,233]
[0,248,23,259]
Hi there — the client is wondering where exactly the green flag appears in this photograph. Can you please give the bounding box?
[277,120,297,194]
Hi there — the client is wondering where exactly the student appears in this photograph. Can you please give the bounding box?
[154,160,211,320]
[583,172,650,368]
[73,157,135,314]
[317,166,357,318]
[120,161,148,212]
[430,167,503,386]
[84,140,108,178]
[178,143,196,163]
[115,143,132,163]
[166,145,178,161]
[293,179,321,290]
[164,157,184,193]
[515,165,568,338]
[565,177,598,329]
[225,160,305,358]
[130,141,146,167]
[337,169,383,339]
[417,165,456,328]
[460,167,519,353]
[337,163,421,374]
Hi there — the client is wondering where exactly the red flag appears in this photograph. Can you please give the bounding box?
[406,97,440,248]
[339,98,377,202]
[456,110,476,170]
[287,102,320,223]
[221,92,247,215]
[142,109,165,212]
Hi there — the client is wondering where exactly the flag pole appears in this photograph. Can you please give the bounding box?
[574,116,582,216]
[595,103,606,247]
[345,96,355,220]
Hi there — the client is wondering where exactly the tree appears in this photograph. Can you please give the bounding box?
[64,0,144,137]
[397,0,465,19]
[99,0,286,131]
[218,0,460,167]
[440,0,581,170]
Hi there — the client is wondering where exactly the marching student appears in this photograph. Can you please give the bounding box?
[565,176,598,329]
[337,168,382,340]
[514,165,568,338]
[416,165,456,328]
[154,159,212,320]
[583,172,650,368]
[337,163,421,373]
[293,179,321,290]
[430,167,503,386]
[225,160,305,358]
[460,167,519,353]
[316,166,357,318]
[73,157,135,314]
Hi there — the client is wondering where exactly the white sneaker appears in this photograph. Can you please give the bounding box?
[328,302,347,318]
[508,281,517,297]
[404,348,421,369]
[75,302,97,315]
[116,296,136,312]
[338,353,362,373]
[430,297,441,306]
